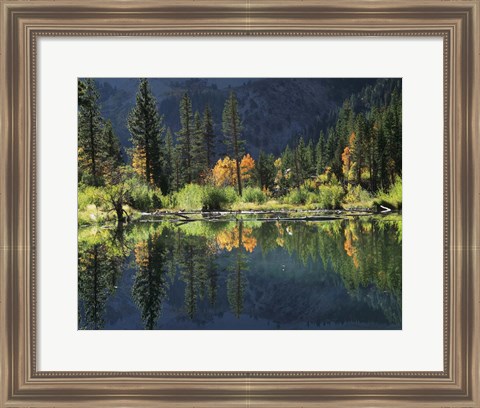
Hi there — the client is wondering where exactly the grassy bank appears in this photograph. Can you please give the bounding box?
[78,178,402,227]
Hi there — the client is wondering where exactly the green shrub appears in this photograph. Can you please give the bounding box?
[305,191,320,205]
[175,184,204,210]
[203,186,238,210]
[127,180,162,212]
[242,187,267,204]
[223,186,239,205]
[161,194,177,209]
[374,177,402,210]
[302,179,317,192]
[316,185,345,209]
[173,184,238,211]
[283,188,308,205]
[78,186,103,209]
[282,184,344,209]
[343,184,372,205]
[202,186,228,210]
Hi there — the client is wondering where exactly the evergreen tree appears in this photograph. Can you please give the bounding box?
[375,113,389,190]
[255,151,276,191]
[383,90,402,184]
[101,120,123,169]
[78,80,88,109]
[127,78,164,187]
[352,113,366,184]
[78,79,104,186]
[163,128,175,193]
[293,137,307,188]
[222,91,245,196]
[202,104,216,169]
[316,131,326,174]
[333,100,355,182]
[365,110,378,191]
[325,128,337,170]
[280,145,294,190]
[305,138,316,177]
[172,146,182,192]
[176,93,194,185]
[191,111,206,182]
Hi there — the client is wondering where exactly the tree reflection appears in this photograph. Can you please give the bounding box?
[131,229,170,329]
[226,221,248,317]
[78,228,126,329]
[78,216,402,329]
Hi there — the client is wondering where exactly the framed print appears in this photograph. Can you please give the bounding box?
[1,0,479,407]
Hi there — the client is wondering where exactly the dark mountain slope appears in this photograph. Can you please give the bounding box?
[93,77,397,159]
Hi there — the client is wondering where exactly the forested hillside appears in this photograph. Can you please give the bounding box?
[95,78,398,157]
[78,77,402,226]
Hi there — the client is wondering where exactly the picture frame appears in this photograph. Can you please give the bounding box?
[0,0,478,406]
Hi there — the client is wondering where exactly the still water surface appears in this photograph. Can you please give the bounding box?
[78,216,402,330]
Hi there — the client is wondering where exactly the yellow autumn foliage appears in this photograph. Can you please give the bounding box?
[216,226,257,253]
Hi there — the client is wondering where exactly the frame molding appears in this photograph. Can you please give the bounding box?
[1,1,478,406]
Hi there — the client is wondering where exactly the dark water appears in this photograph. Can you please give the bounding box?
[78,216,402,330]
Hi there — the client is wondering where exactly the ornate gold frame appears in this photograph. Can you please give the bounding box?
[1,0,479,406]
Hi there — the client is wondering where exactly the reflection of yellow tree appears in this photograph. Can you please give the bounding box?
[343,221,360,269]
[275,221,285,247]
[216,225,257,253]
[134,241,149,267]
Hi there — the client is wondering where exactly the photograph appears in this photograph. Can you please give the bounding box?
[77,77,402,330]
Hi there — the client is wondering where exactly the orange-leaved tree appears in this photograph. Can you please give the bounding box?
[212,154,255,188]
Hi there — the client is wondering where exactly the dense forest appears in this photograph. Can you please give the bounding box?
[78,78,402,226]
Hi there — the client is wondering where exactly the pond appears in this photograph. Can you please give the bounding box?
[78,215,402,330]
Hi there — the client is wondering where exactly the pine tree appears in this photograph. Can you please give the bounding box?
[202,104,216,169]
[163,128,175,193]
[383,89,402,184]
[293,137,307,188]
[127,79,164,187]
[325,128,336,170]
[78,80,88,109]
[172,146,182,192]
[280,145,294,190]
[78,79,104,186]
[375,112,389,190]
[305,138,315,177]
[316,131,326,174]
[176,93,194,185]
[336,100,355,147]
[255,151,276,191]
[191,111,206,182]
[101,120,123,168]
[365,110,378,191]
[352,113,366,184]
[333,100,355,182]
[222,92,245,196]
